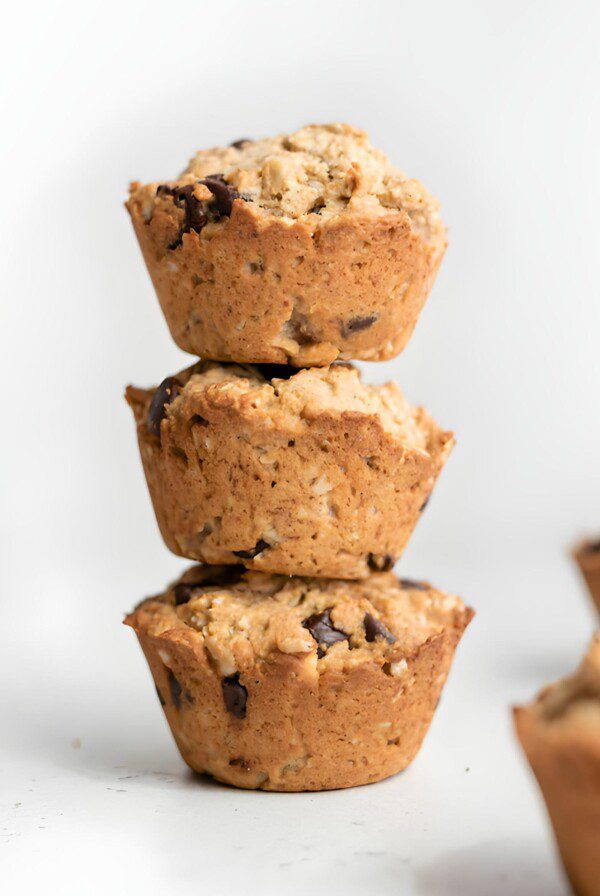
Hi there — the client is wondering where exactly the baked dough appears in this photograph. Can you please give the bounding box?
[126,124,446,365]
[126,565,473,791]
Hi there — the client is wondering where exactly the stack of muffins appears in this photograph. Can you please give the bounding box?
[124,124,473,791]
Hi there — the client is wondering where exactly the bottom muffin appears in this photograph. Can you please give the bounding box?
[125,566,473,791]
[514,635,600,896]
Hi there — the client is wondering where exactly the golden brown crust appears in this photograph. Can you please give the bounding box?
[573,539,600,616]
[514,635,600,896]
[125,363,453,578]
[126,567,473,791]
[126,124,446,366]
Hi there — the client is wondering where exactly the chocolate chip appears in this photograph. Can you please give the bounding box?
[341,314,378,338]
[419,496,430,512]
[222,673,247,719]
[230,139,252,149]
[233,539,269,560]
[308,200,325,215]
[159,677,191,706]
[302,608,348,658]
[175,185,207,230]
[399,578,429,591]
[199,174,239,217]
[172,566,245,604]
[168,668,183,710]
[253,364,299,382]
[157,183,208,248]
[229,757,251,770]
[147,377,180,438]
[157,173,249,248]
[172,582,199,606]
[586,539,600,553]
[201,566,245,586]
[368,554,394,572]
[363,612,397,644]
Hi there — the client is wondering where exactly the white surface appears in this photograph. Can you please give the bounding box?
[1,1,599,893]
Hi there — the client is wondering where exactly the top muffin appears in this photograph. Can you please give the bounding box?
[127,124,446,366]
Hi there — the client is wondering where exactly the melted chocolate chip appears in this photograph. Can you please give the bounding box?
[363,612,397,645]
[157,183,208,248]
[233,539,269,560]
[147,377,180,438]
[308,200,325,215]
[172,567,245,604]
[341,314,378,338]
[399,578,429,591]
[172,582,199,606]
[302,608,348,658]
[168,668,183,710]
[157,175,243,248]
[230,138,252,149]
[205,566,246,586]
[222,673,248,719]
[199,174,239,217]
[229,757,251,770]
[367,554,394,572]
[155,684,166,706]
[253,364,299,382]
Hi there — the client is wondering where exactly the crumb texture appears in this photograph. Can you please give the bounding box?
[126,123,446,365]
[125,362,454,579]
[183,124,440,230]
[536,634,600,725]
[126,566,472,791]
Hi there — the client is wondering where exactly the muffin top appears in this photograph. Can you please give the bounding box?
[129,565,470,676]
[130,123,443,241]
[534,635,600,729]
[126,361,451,454]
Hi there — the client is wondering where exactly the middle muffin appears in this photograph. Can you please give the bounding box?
[126,362,453,579]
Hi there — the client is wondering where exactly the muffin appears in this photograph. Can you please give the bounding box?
[125,362,453,579]
[126,123,446,366]
[573,538,600,615]
[514,635,600,896]
[126,564,473,791]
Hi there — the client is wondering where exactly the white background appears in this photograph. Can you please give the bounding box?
[1,1,599,893]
